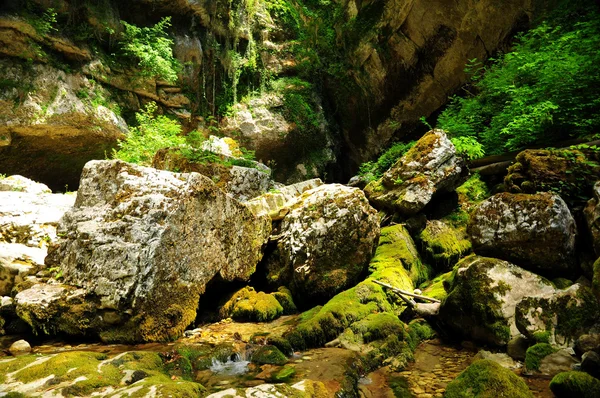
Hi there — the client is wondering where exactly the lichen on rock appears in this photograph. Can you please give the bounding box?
[16,160,271,342]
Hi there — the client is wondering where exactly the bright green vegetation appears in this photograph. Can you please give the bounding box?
[550,371,600,398]
[456,173,490,205]
[350,313,405,343]
[358,141,416,182]
[437,0,600,156]
[525,343,556,370]
[272,286,298,314]
[120,17,180,83]
[420,270,454,301]
[0,350,205,396]
[251,345,288,365]
[220,286,285,322]
[418,221,471,270]
[273,365,296,382]
[445,359,534,397]
[112,102,184,165]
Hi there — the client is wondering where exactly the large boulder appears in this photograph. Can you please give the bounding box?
[417,220,471,270]
[264,184,379,306]
[445,359,533,398]
[505,149,600,206]
[515,284,599,347]
[439,256,556,346]
[364,130,466,216]
[15,160,271,342]
[585,182,600,257]
[468,192,577,277]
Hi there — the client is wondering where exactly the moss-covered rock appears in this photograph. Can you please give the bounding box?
[350,313,405,343]
[418,220,471,270]
[515,284,599,347]
[272,286,297,314]
[264,183,379,306]
[505,149,600,208]
[272,365,296,382]
[251,345,288,366]
[445,359,534,397]
[365,130,467,216]
[0,350,205,396]
[550,371,600,398]
[586,183,600,257]
[468,192,577,277]
[370,224,429,286]
[420,271,453,301]
[439,255,556,346]
[220,287,284,322]
[525,343,556,371]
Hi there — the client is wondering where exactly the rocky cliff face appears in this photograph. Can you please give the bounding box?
[330,0,534,173]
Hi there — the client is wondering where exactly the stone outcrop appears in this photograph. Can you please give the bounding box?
[417,220,471,270]
[264,184,379,305]
[468,192,577,277]
[15,160,271,342]
[585,182,600,257]
[335,0,535,172]
[0,58,127,191]
[245,179,323,219]
[364,129,466,215]
[439,256,557,346]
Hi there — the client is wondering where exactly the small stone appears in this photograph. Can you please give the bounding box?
[9,339,31,356]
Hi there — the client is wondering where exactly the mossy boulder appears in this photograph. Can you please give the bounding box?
[505,149,600,207]
[272,286,297,314]
[264,184,379,306]
[439,255,556,346]
[585,182,600,257]
[16,160,271,342]
[418,220,471,270]
[468,192,577,277]
[251,345,288,366]
[445,359,534,397]
[515,284,599,347]
[420,271,454,301]
[0,350,205,396]
[550,371,600,398]
[350,313,405,343]
[365,129,467,216]
[525,343,556,371]
[370,224,429,286]
[220,286,284,322]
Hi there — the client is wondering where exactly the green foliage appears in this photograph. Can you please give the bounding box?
[451,136,485,160]
[29,7,57,36]
[437,1,600,155]
[120,17,180,83]
[358,141,416,181]
[112,102,184,165]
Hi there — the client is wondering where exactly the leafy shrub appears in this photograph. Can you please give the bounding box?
[113,102,184,165]
[120,17,180,83]
[358,141,416,181]
[437,1,600,155]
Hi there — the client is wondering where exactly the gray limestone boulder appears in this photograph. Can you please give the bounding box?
[439,255,557,346]
[16,160,271,342]
[364,129,467,216]
[264,184,379,304]
[468,192,577,277]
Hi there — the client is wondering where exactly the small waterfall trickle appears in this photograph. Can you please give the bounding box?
[209,352,250,376]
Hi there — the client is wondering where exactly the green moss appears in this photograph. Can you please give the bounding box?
[251,345,287,366]
[553,278,574,289]
[389,376,412,398]
[407,319,436,350]
[267,335,293,356]
[441,256,513,345]
[0,356,38,383]
[445,359,534,398]
[221,286,284,322]
[272,286,298,314]
[420,271,453,301]
[456,173,490,205]
[533,331,551,344]
[418,221,472,270]
[525,343,556,370]
[550,371,600,398]
[273,365,296,382]
[369,225,427,287]
[350,313,405,343]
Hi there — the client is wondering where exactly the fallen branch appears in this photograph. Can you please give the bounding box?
[372,280,441,303]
